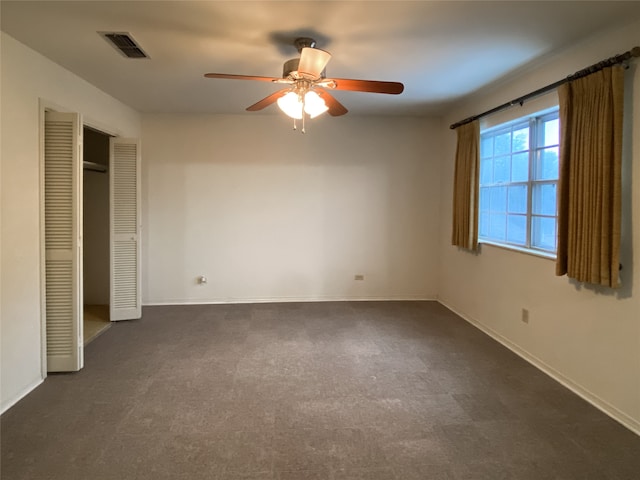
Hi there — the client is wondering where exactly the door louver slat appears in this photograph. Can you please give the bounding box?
[113,144,138,234]
[114,241,138,308]
[45,260,73,355]
[111,138,141,321]
[45,122,73,250]
[44,112,81,372]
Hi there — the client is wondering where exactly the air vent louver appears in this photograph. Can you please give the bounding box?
[100,32,149,59]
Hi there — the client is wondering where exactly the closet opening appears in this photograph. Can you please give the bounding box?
[83,126,112,345]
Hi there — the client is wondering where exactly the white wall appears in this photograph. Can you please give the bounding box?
[142,114,441,304]
[0,33,141,412]
[437,19,640,433]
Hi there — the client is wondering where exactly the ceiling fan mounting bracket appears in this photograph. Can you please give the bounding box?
[294,37,317,53]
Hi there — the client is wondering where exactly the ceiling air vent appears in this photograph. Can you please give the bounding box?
[100,32,149,59]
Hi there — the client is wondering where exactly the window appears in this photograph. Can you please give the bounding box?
[479,109,559,254]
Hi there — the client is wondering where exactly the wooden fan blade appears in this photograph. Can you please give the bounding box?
[327,78,404,94]
[204,73,281,82]
[246,90,289,112]
[316,90,348,117]
[298,47,332,80]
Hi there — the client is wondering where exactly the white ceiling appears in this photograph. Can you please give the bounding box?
[2,1,640,116]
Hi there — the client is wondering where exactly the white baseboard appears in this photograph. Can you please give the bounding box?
[143,295,436,306]
[1,377,44,415]
[438,299,640,436]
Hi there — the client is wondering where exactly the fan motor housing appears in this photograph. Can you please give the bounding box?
[284,38,325,79]
[283,58,300,78]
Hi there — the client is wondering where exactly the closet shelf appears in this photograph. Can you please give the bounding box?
[84,161,108,173]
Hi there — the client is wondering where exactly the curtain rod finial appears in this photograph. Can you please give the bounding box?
[631,46,640,58]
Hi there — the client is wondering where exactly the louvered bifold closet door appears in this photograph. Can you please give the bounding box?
[44,111,83,372]
[110,138,141,321]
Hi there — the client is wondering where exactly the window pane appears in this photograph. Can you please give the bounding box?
[542,118,559,147]
[512,127,529,152]
[494,131,512,155]
[489,213,506,241]
[532,216,557,251]
[493,155,510,183]
[507,214,526,245]
[481,135,494,159]
[535,147,559,180]
[480,158,493,184]
[479,187,490,213]
[489,186,507,213]
[507,185,527,214]
[511,152,529,182]
[479,109,558,254]
[532,183,557,216]
[479,212,490,237]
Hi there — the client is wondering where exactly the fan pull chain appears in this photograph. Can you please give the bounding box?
[301,95,306,134]
[293,118,297,131]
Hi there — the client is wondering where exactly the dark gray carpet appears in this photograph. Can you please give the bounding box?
[2,301,639,479]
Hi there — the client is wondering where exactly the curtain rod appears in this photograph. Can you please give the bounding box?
[449,46,640,130]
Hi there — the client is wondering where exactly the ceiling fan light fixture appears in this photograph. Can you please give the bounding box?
[277,90,328,120]
[204,36,403,130]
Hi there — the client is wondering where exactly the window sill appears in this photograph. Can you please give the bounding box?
[478,239,556,261]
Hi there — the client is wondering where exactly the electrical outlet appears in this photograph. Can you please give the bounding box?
[521,308,529,324]
[354,274,364,281]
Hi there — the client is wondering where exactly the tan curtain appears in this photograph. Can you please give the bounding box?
[451,120,480,251]
[556,66,624,288]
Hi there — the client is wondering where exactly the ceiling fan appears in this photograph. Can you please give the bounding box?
[204,37,404,132]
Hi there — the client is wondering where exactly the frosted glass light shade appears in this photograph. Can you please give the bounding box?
[277,92,303,119]
[303,91,329,118]
[298,48,332,79]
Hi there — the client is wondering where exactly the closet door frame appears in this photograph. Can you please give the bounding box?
[38,99,124,377]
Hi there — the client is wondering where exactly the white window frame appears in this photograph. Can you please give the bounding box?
[478,108,559,257]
